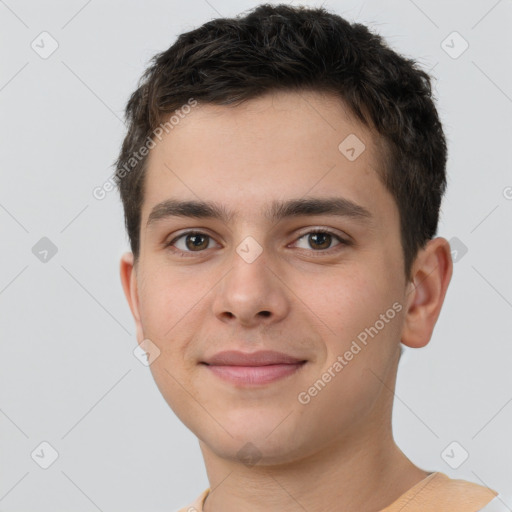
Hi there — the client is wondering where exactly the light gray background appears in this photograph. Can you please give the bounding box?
[1,0,511,510]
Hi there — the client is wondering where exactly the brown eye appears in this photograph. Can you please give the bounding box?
[167,231,216,253]
[293,230,345,251]
[308,232,332,250]
[184,233,210,251]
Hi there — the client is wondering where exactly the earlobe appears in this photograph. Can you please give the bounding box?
[120,252,144,342]
[401,237,453,349]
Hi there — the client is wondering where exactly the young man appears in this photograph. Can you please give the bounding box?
[116,4,503,511]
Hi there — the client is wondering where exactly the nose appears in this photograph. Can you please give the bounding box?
[211,248,290,328]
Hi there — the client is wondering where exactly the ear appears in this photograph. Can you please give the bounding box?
[401,237,453,349]
[120,252,144,343]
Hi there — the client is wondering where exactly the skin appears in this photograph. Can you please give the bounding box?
[120,90,453,511]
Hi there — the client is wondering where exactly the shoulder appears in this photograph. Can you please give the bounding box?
[174,488,210,512]
[432,472,498,500]
[382,472,499,512]
[477,493,512,512]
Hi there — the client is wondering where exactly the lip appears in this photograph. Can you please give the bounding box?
[202,350,306,366]
[201,350,308,386]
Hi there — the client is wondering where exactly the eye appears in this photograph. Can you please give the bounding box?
[292,229,349,252]
[165,228,350,257]
[166,231,218,255]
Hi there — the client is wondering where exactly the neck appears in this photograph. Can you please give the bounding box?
[200,419,428,512]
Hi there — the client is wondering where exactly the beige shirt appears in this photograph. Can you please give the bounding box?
[176,472,499,512]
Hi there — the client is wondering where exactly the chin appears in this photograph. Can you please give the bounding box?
[197,415,316,467]
[203,435,308,468]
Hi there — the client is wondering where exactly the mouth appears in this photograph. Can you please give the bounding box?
[200,350,308,386]
[201,361,308,386]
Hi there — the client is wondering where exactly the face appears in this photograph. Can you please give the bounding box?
[122,90,416,466]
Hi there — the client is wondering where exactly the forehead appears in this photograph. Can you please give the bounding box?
[141,90,394,229]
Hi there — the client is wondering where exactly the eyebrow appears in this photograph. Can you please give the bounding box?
[146,197,374,229]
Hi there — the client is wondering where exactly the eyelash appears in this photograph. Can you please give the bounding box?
[164,228,351,257]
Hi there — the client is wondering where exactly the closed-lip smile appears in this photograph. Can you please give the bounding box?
[201,350,308,386]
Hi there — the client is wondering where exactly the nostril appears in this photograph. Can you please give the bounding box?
[259,311,271,317]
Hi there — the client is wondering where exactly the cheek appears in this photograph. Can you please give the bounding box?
[138,277,171,338]
[293,266,402,366]
[292,268,381,335]
[137,266,204,340]
[293,271,401,434]
[136,265,217,388]
[137,270,205,421]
